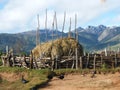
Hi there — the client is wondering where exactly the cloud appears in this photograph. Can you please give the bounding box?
[0,0,120,33]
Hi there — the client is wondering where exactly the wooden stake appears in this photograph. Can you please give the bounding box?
[68,17,71,38]
[45,9,48,42]
[36,14,40,46]
[34,58,38,69]
[30,51,33,69]
[93,54,96,71]
[105,48,107,56]
[61,12,66,39]
[52,14,54,43]
[80,56,82,69]
[100,55,103,68]
[75,14,77,40]
[75,14,78,70]
[76,48,78,70]
[54,11,58,39]
[6,46,9,54]
[55,55,58,69]
[115,52,117,68]
[86,53,89,68]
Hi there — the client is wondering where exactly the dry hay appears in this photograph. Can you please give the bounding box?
[32,37,83,59]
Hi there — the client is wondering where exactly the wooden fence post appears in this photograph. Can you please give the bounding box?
[86,53,89,68]
[76,48,78,70]
[55,55,58,69]
[71,56,75,69]
[101,55,103,68]
[93,54,96,71]
[34,58,38,69]
[30,51,33,69]
[80,56,82,69]
[115,53,117,68]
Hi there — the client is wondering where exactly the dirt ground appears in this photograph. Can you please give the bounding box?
[0,72,27,82]
[41,72,120,90]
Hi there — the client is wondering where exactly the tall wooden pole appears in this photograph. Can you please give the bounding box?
[61,12,66,39]
[45,9,48,42]
[105,48,107,56]
[36,14,40,46]
[75,14,78,70]
[51,13,55,71]
[54,11,58,39]
[68,17,71,38]
[30,51,33,69]
[75,14,77,39]
[6,46,8,54]
[52,13,55,42]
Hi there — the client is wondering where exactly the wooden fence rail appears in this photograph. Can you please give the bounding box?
[1,53,120,69]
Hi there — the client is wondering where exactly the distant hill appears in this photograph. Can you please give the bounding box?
[0,25,120,54]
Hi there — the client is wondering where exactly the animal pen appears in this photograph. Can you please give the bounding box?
[1,42,120,71]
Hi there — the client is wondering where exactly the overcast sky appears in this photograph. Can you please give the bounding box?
[0,0,120,33]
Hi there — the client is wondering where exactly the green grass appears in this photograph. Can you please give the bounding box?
[0,67,49,90]
[1,67,120,90]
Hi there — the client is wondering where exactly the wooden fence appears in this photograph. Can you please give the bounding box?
[1,51,120,70]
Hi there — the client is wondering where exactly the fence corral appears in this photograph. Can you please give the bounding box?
[1,50,120,70]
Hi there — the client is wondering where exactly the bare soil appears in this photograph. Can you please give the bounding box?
[41,72,120,90]
[0,72,27,82]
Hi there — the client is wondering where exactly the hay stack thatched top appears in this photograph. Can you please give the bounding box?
[32,38,83,59]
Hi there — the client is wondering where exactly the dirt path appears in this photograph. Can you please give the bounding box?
[40,73,120,90]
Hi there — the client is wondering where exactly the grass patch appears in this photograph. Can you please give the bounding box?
[0,67,49,90]
[1,67,120,90]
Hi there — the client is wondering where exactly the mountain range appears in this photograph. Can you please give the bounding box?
[0,25,120,54]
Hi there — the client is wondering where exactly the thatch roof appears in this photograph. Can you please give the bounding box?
[32,37,83,59]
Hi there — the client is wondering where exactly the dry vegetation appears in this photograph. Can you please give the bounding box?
[32,37,83,59]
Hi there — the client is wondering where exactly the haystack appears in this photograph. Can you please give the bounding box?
[32,37,83,59]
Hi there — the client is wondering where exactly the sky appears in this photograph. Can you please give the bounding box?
[0,0,120,33]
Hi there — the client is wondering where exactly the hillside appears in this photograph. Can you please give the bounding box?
[0,25,120,53]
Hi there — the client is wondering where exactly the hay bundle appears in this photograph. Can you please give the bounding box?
[32,38,83,59]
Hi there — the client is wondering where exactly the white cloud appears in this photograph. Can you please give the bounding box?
[0,0,120,33]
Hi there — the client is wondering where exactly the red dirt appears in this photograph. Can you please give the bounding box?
[41,73,120,90]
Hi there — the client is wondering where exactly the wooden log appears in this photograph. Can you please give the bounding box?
[55,55,58,69]
[100,55,103,68]
[75,48,78,70]
[1,56,6,66]
[71,56,75,69]
[93,54,96,71]
[115,53,117,68]
[6,53,12,67]
[23,55,29,68]
[12,56,16,66]
[34,58,38,69]
[86,53,89,68]
[80,56,82,69]
[30,51,34,69]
